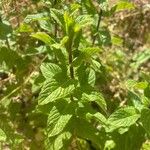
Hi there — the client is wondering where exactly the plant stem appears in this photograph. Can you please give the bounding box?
[69,49,74,79]
[67,38,74,79]
[5,37,11,50]
[65,35,74,102]
[92,9,103,46]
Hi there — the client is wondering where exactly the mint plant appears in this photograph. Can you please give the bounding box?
[32,3,107,149]
[0,0,150,150]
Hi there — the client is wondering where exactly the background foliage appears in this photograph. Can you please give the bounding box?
[0,0,150,149]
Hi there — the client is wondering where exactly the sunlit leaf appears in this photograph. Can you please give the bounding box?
[106,106,140,132]
[40,63,62,79]
[31,32,55,45]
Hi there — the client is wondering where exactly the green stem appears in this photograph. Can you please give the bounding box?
[69,48,74,79]
[92,9,103,46]
[65,34,74,102]
[67,37,74,79]
[5,37,11,50]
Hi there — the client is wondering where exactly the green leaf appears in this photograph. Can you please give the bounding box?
[38,19,52,32]
[81,0,97,14]
[46,103,74,149]
[38,80,76,105]
[88,68,96,86]
[134,82,148,90]
[141,72,150,82]
[0,128,6,141]
[38,79,59,104]
[104,140,116,150]
[70,3,81,14]
[60,36,69,46]
[127,91,143,111]
[73,47,101,67]
[31,32,55,45]
[0,21,12,39]
[40,63,62,79]
[92,112,107,126]
[106,106,140,132]
[82,47,101,57]
[141,140,150,150]
[48,114,72,137]
[82,92,107,111]
[75,118,101,148]
[64,11,75,35]
[24,13,49,23]
[76,102,96,121]
[45,132,72,150]
[144,85,150,98]
[91,59,101,72]
[24,13,52,31]
[141,108,150,136]
[17,23,33,32]
[76,15,94,29]
[125,79,137,90]
[111,36,123,46]
[98,28,111,46]
[47,106,60,130]
[53,132,72,150]
[115,1,135,12]
[0,47,22,69]
[130,49,150,70]
[50,8,64,26]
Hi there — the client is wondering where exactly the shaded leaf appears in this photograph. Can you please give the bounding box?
[141,108,150,136]
[75,118,101,148]
[0,128,6,141]
[82,92,107,111]
[0,21,12,39]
